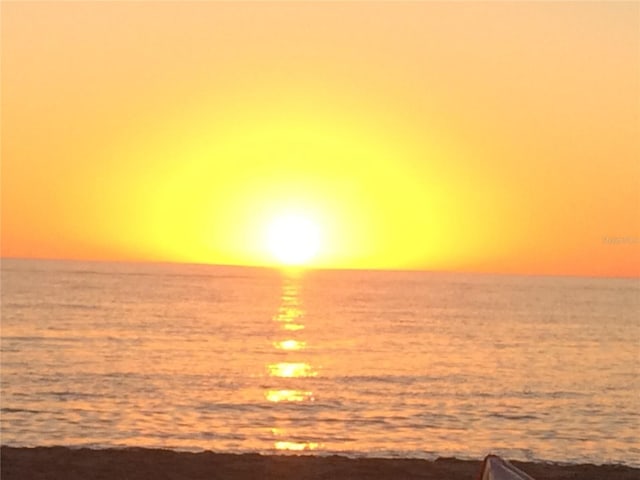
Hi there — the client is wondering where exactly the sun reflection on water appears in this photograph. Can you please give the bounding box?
[273,306,302,323]
[274,441,320,451]
[282,323,304,331]
[266,389,314,402]
[274,339,306,350]
[268,362,316,378]
[266,274,320,452]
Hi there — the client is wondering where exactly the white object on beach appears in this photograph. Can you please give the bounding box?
[479,455,536,480]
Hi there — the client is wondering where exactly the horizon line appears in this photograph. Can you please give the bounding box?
[2,255,638,281]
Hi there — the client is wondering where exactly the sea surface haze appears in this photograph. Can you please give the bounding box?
[1,259,638,466]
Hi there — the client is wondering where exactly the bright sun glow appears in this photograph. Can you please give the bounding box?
[266,214,321,266]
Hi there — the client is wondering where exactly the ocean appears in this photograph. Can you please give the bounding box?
[1,258,638,466]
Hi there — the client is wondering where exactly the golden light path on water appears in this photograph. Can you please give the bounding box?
[274,441,320,451]
[267,274,320,452]
[274,339,306,350]
[268,362,316,378]
[266,390,314,403]
[282,323,304,331]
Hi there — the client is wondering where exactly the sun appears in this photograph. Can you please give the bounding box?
[266,214,321,266]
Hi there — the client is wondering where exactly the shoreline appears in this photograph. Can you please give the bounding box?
[2,447,639,480]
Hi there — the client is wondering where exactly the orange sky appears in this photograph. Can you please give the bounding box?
[2,1,639,276]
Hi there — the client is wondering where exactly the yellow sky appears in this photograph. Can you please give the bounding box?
[2,1,639,276]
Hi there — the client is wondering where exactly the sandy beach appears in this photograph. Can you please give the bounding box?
[2,447,639,480]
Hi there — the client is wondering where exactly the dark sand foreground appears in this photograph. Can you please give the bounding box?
[2,447,639,480]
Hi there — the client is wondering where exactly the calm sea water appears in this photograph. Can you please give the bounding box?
[1,259,639,466]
